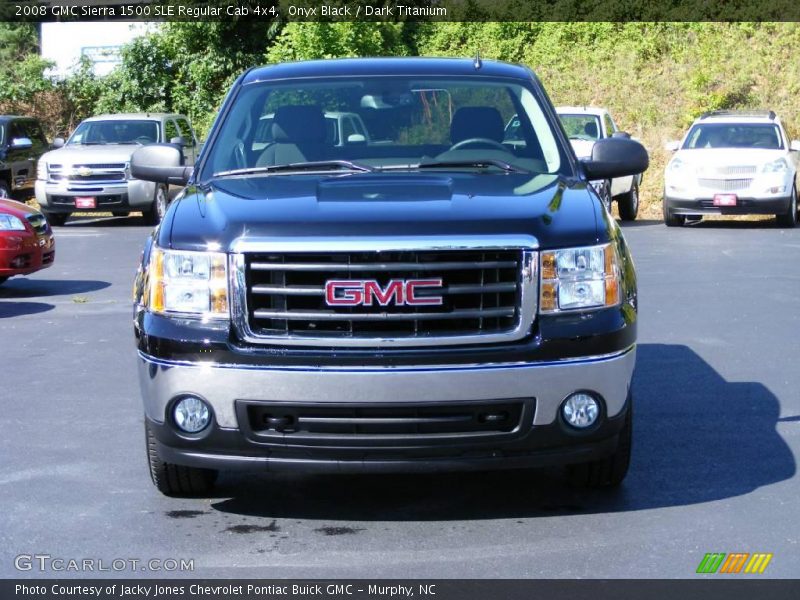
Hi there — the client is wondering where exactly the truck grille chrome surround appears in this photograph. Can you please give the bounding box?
[230,236,538,348]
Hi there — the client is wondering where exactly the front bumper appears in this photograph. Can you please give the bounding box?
[0,230,55,276]
[139,346,635,473]
[664,194,792,216]
[35,179,155,212]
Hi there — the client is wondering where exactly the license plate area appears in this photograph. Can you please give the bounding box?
[713,193,737,207]
[75,197,97,209]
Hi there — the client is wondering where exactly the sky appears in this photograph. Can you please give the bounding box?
[40,22,155,78]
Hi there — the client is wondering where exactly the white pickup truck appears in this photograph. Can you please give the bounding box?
[555,107,643,221]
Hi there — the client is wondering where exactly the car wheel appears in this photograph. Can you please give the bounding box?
[663,199,685,227]
[142,185,168,226]
[617,180,640,222]
[111,211,129,217]
[776,185,797,228]
[567,393,633,489]
[145,419,217,497]
[41,211,69,226]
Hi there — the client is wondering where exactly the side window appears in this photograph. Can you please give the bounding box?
[176,118,196,144]
[26,121,47,145]
[603,114,616,137]
[342,117,357,142]
[165,120,180,143]
[9,121,24,141]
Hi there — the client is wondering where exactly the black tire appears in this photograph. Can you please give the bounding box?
[617,180,640,222]
[662,199,685,227]
[41,211,69,226]
[0,179,10,199]
[111,211,129,217]
[776,184,797,228]
[142,185,168,226]
[145,419,217,497]
[567,395,633,489]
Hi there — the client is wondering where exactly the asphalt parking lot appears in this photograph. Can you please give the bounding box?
[1,216,798,578]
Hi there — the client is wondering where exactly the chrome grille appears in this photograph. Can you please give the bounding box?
[697,178,753,191]
[48,163,127,184]
[232,238,538,348]
[716,165,757,176]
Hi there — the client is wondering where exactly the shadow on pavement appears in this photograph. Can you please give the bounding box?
[0,301,54,318]
[0,278,110,298]
[207,343,794,520]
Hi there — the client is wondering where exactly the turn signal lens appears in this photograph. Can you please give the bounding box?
[147,247,228,319]
[540,243,621,313]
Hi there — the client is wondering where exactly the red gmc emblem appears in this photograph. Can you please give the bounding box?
[325,278,443,307]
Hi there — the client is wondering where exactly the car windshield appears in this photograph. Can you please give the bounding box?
[68,120,160,145]
[559,114,601,141]
[683,123,783,150]
[203,76,565,178]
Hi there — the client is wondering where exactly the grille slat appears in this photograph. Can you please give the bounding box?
[251,282,518,296]
[250,260,517,272]
[697,178,753,191]
[253,307,516,321]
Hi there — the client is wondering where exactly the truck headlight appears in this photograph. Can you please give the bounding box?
[0,214,26,231]
[37,161,48,181]
[147,247,228,318]
[539,243,620,313]
[763,158,789,174]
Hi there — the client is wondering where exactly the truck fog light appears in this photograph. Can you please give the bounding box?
[562,392,600,428]
[173,396,211,433]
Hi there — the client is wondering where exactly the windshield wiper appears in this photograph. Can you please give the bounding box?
[214,160,375,178]
[411,159,530,174]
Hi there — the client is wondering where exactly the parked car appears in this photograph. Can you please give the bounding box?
[663,110,800,227]
[555,106,644,221]
[0,198,55,285]
[253,111,371,152]
[35,113,198,226]
[0,116,50,200]
[131,57,648,496]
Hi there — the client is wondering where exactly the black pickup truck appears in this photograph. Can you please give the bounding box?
[132,58,648,496]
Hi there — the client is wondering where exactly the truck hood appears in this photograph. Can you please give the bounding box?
[165,172,602,252]
[40,144,139,166]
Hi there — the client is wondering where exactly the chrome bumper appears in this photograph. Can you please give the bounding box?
[138,347,636,429]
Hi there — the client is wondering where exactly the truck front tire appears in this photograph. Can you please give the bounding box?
[145,420,217,496]
[617,180,640,221]
[566,394,632,488]
[142,185,168,226]
[42,211,69,226]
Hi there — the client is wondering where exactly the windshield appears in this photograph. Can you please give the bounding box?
[559,114,601,141]
[683,123,783,150]
[68,120,160,145]
[203,76,565,178]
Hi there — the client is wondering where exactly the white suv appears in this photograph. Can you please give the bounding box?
[555,106,643,221]
[663,110,800,227]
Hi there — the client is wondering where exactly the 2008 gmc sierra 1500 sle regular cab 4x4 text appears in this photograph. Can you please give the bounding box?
[131,58,648,496]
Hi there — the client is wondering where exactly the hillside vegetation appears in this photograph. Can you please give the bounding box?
[2,22,798,216]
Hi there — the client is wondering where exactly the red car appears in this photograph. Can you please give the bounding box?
[0,198,55,285]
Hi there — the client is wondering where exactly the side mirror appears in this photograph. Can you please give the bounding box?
[790,140,800,152]
[11,137,32,150]
[581,137,649,180]
[346,133,366,145]
[170,136,188,147]
[130,143,192,186]
[52,137,65,149]
[664,140,680,152]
